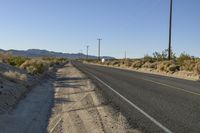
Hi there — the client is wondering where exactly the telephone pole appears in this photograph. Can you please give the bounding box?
[86,45,89,59]
[125,51,127,59]
[97,38,102,60]
[168,0,173,60]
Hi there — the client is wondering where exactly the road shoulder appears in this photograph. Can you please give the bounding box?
[47,63,140,133]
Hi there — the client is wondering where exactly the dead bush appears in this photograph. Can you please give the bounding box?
[142,61,158,69]
[124,59,132,67]
[20,59,50,75]
[181,60,196,71]
[4,71,27,81]
[157,61,174,72]
[131,60,143,68]
[110,61,120,66]
[194,62,200,75]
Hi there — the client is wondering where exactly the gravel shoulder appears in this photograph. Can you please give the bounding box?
[47,63,140,133]
[0,77,54,133]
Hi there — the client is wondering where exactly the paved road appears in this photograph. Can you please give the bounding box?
[73,61,200,133]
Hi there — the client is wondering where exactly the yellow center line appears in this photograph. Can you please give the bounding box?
[141,78,200,96]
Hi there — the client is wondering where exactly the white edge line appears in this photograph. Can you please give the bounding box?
[85,70,172,133]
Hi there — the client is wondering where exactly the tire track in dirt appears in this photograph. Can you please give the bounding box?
[47,63,141,133]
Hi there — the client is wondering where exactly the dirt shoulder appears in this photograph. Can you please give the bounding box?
[47,63,140,133]
[0,76,54,133]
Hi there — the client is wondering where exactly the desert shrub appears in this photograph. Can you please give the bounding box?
[131,60,143,68]
[20,59,50,75]
[0,52,11,63]
[143,54,154,62]
[4,70,27,81]
[7,56,29,67]
[124,59,132,67]
[142,62,151,68]
[177,52,192,65]
[181,60,196,71]
[153,49,176,61]
[142,61,158,69]
[194,62,200,75]
[104,61,110,66]
[110,60,120,66]
[157,61,174,72]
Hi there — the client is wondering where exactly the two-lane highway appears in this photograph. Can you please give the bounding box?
[73,61,200,133]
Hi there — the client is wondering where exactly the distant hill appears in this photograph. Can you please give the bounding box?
[0,49,114,59]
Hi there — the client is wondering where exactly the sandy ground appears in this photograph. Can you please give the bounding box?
[47,63,140,133]
[0,63,140,133]
[0,77,54,133]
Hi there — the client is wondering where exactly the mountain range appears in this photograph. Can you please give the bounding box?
[0,49,114,59]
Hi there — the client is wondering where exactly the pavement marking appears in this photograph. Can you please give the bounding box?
[142,78,200,96]
[83,70,172,133]
[83,62,200,97]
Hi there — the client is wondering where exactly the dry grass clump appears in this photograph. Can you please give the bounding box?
[110,60,120,66]
[157,61,180,72]
[194,61,200,74]
[103,61,111,66]
[131,60,143,68]
[157,61,172,72]
[124,59,133,67]
[142,61,158,69]
[41,57,67,66]
[3,70,27,81]
[20,59,50,75]
[0,52,11,63]
[180,60,196,71]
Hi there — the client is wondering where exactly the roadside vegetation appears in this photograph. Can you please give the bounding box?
[0,52,68,113]
[84,50,200,80]
[0,52,68,75]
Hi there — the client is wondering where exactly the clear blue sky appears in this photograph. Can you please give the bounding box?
[0,0,199,58]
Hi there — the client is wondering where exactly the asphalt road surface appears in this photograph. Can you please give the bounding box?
[73,61,200,133]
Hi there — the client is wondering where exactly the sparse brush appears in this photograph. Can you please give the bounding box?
[7,56,29,67]
[124,59,132,67]
[181,60,196,71]
[20,59,50,75]
[3,70,27,81]
[194,62,200,75]
[0,52,11,63]
[157,61,172,72]
[142,61,158,69]
[177,52,192,65]
[110,60,120,66]
[131,60,143,68]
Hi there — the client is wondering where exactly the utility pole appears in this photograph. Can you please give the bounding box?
[97,38,102,60]
[125,51,127,59]
[86,45,89,59]
[80,50,83,59]
[168,0,173,60]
